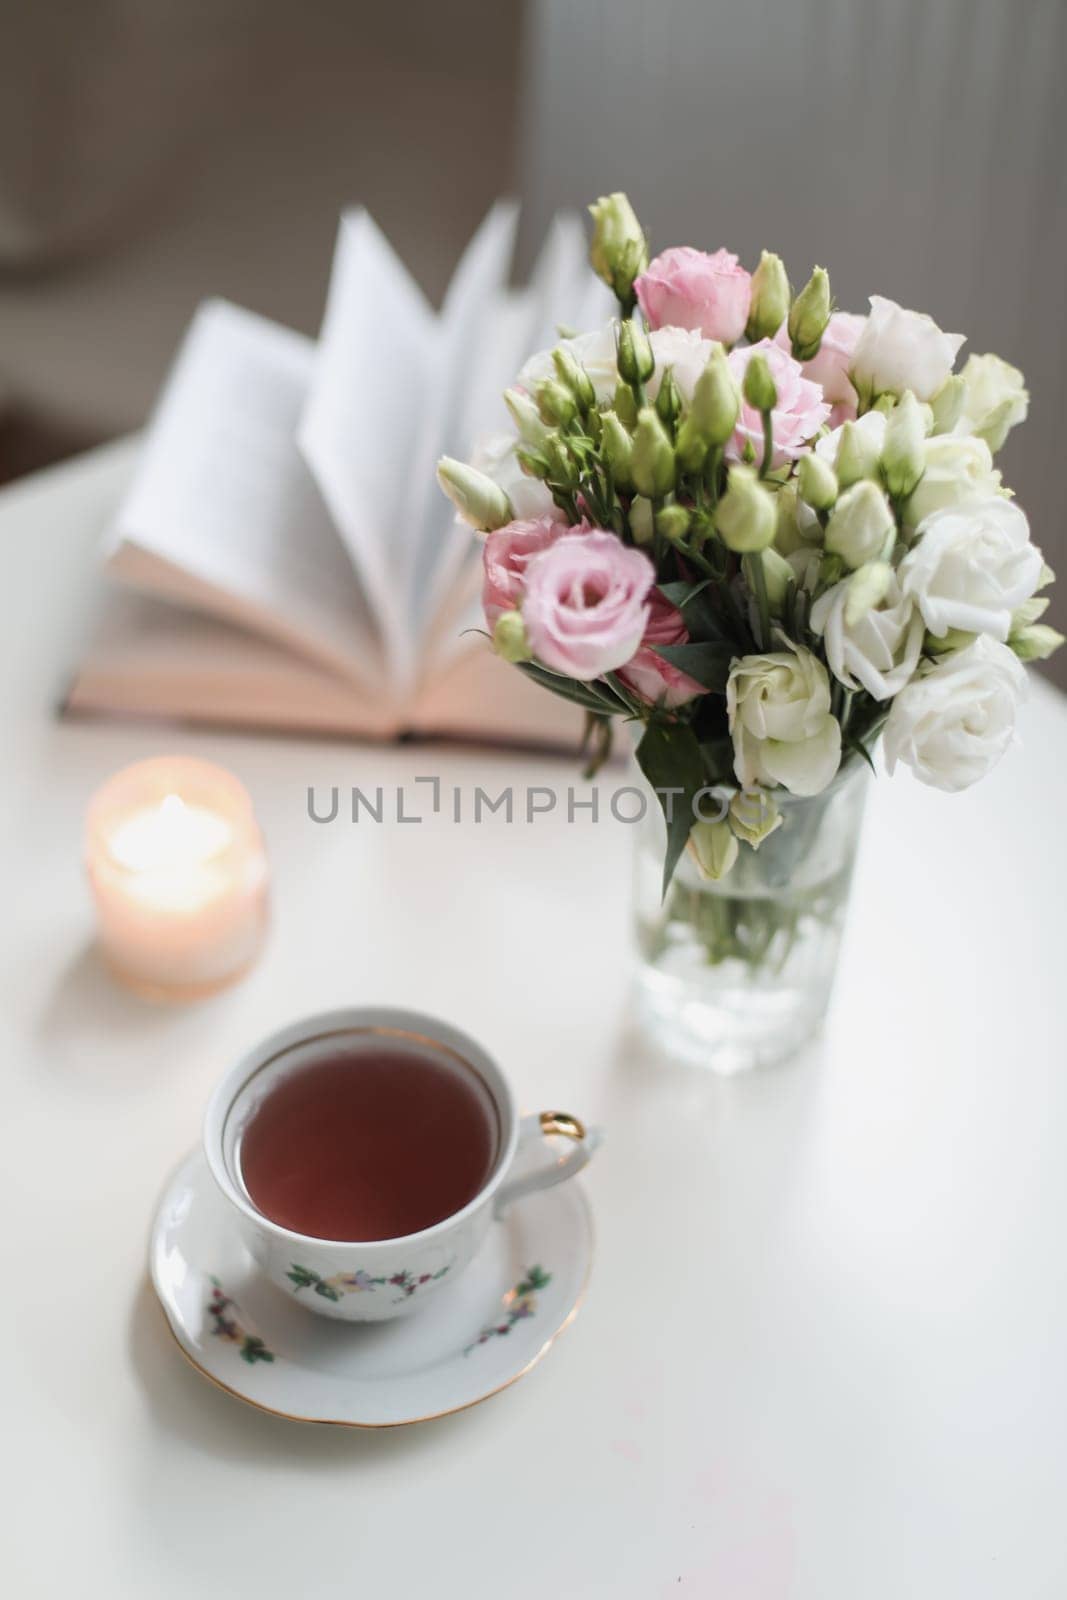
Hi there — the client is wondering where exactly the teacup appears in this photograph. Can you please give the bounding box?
[203,1006,600,1321]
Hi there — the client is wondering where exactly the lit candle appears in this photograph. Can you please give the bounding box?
[86,757,269,999]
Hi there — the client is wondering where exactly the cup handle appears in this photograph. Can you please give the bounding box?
[493,1111,601,1219]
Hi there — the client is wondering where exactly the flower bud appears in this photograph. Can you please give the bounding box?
[617,320,655,386]
[552,347,596,412]
[631,407,675,498]
[492,610,532,663]
[715,465,777,553]
[543,434,579,489]
[760,547,794,613]
[788,266,831,361]
[824,480,896,569]
[728,788,782,848]
[929,375,966,435]
[436,457,512,531]
[1009,624,1064,661]
[742,352,778,414]
[588,192,648,309]
[515,446,551,480]
[676,346,740,469]
[600,409,634,489]
[534,378,578,429]
[881,390,928,499]
[629,495,655,545]
[773,480,810,556]
[1012,595,1049,630]
[612,381,638,430]
[746,251,790,343]
[924,627,976,655]
[656,503,691,544]
[796,452,838,511]
[504,388,548,448]
[655,366,683,429]
[834,419,882,487]
[843,560,893,627]
[687,819,738,881]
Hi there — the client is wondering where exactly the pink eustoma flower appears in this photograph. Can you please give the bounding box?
[635,246,752,345]
[617,590,707,708]
[482,515,570,627]
[522,531,655,681]
[727,339,831,468]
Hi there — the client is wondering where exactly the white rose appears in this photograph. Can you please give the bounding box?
[898,496,1042,640]
[953,352,1029,452]
[727,641,842,796]
[518,325,620,406]
[884,635,1026,792]
[851,295,966,403]
[810,571,924,700]
[473,434,560,522]
[902,433,1002,532]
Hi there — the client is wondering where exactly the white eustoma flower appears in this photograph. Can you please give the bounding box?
[647,326,717,401]
[823,481,896,569]
[851,295,966,403]
[472,434,561,523]
[815,409,888,475]
[953,353,1029,451]
[902,433,1002,532]
[898,496,1042,640]
[884,634,1027,792]
[518,322,716,408]
[810,572,924,700]
[727,641,841,796]
[518,326,620,406]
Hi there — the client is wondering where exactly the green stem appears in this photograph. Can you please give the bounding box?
[760,409,775,478]
[746,552,772,650]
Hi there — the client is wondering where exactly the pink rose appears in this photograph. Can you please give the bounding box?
[523,531,655,681]
[482,515,569,627]
[617,590,707,708]
[727,339,831,468]
[777,311,865,425]
[635,246,752,345]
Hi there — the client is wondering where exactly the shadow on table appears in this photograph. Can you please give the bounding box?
[127,1278,488,1466]
[610,984,827,1103]
[35,940,242,1088]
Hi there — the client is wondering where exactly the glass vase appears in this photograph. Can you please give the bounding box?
[633,761,868,1073]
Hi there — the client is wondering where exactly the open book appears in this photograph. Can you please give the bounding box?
[68,206,613,746]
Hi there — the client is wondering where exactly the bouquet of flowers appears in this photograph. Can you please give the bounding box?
[437,193,1060,896]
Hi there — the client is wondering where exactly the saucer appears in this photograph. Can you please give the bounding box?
[150,1150,593,1426]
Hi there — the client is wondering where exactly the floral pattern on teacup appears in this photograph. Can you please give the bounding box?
[286,1262,451,1304]
[207,1278,275,1364]
[464,1265,552,1355]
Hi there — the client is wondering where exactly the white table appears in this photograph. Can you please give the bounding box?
[2,441,1066,1599]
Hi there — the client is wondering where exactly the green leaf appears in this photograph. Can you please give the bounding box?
[517,661,624,716]
[657,578,713,610]
[635,720,706,896]
[650,641,734,692]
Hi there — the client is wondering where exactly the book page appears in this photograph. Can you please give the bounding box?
[399,204,519,664]
[298,209,436,687]
[423,217,615,677]
[106,299,384,691]
[69,590,399,739]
